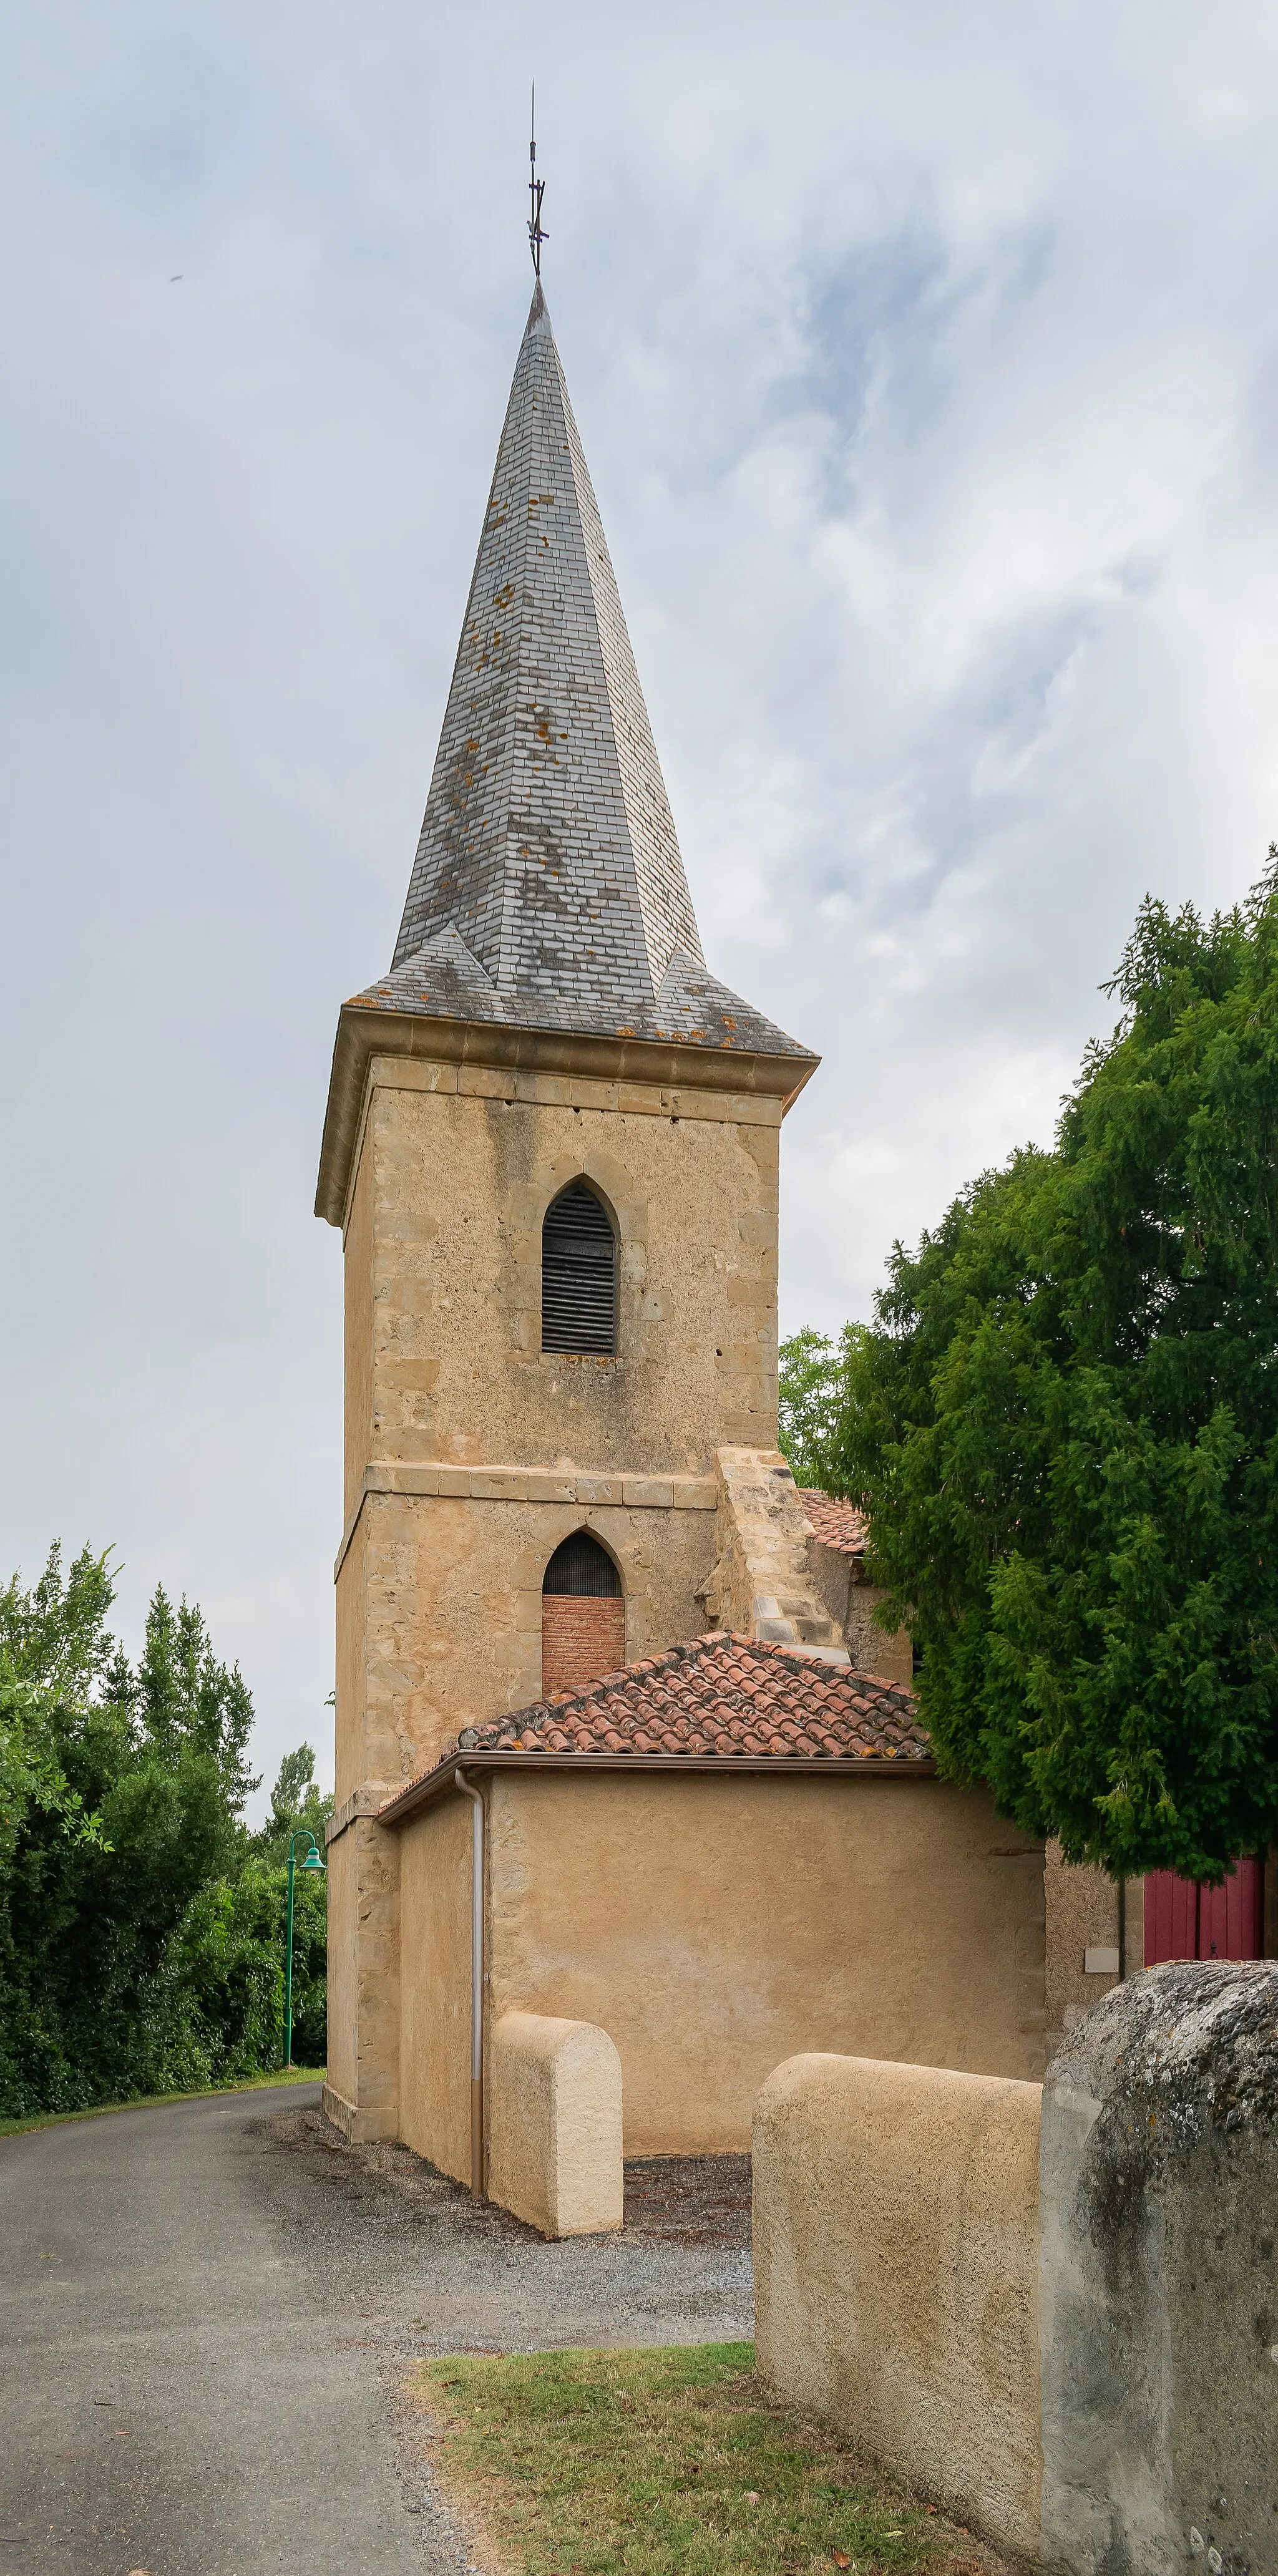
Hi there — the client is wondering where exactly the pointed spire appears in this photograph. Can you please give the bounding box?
[318,284,817,1226]
[390,283,708,1021]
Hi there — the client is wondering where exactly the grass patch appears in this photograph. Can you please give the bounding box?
[0,2064,326,2141]
[416,2341,957,2576]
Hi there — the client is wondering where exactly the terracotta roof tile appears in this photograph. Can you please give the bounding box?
[799,1489,870,1557]
[379,1634,934,1820]
[454,1630,928,1765]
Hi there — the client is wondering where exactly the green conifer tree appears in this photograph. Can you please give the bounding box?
[832,858,1278,1879]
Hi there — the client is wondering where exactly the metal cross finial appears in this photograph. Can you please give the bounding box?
[528,84,549,277]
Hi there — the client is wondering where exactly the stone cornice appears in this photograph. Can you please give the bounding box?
[315,1003,818,1229]
[334,1460,718,1582]
[325,1781,398,1845]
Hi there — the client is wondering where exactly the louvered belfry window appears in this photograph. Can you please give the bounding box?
[540,1181,618,1355]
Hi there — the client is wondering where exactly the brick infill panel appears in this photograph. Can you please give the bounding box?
[542,1595,627,1696]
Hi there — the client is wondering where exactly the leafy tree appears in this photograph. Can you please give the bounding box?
[248,1742,332,2068]
[255,1741,331,1863]
[0,1545,115,1866]
[132,1585,260,1814]
[778,1326,865,1492]
[0,1548,328,2116]
[831,860,1278,1880]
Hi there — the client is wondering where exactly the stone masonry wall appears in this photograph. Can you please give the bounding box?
[698,1449,844,1653]
[333,1484,716,1799]
[334,1060,784,1793]
[801,1523,915,1687]
[346,1056,783,1500]
[329,1049,789,2131]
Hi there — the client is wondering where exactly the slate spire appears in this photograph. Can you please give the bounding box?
[391,281,705,1014]
[318,283,817,1226]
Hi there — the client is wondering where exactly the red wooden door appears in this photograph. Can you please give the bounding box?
[1143,1857,1263,1964]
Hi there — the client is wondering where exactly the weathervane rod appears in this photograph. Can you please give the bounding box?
[529,82,549,277]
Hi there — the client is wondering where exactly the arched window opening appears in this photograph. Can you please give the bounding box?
[541,1529,625,1695]
[541,1181,617,1356]
[543,1530,622,1598]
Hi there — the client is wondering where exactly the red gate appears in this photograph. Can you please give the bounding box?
[1143,1856,1264,1964]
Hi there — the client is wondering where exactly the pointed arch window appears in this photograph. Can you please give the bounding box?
[542,1530,625,1695]
[540,1181,618,1356]
[542,1530,622,1598]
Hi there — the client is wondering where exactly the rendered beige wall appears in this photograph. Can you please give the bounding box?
[1043,1846,1144,2057]
[488,2011,623,2237]
[398,1791,472,2182]
[804,1525,1143,2040]
[754,2052,1043,2562]
[804,1537,914,1688]
[481,1769,1045,2153]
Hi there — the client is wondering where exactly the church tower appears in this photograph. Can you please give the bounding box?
[316,280,818,2140]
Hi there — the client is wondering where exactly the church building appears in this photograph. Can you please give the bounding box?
[316,276,1051,2187]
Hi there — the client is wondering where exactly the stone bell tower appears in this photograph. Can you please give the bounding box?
[316,279,819,2140]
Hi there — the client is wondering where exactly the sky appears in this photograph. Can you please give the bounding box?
[4,0,1278,1806]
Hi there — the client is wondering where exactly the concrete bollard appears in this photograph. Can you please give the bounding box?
[488,2010,624,2238]
[753,2051,1044,2562]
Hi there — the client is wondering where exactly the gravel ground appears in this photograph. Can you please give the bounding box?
[0,2079,753,2576]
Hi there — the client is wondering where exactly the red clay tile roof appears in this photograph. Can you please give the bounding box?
[452,1631,929,1764]
[799,1489,869,1557]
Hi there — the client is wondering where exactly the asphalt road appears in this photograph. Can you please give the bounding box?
[0,2085,753,2576]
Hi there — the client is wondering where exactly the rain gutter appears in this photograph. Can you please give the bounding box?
[453,1764,485,2200]
[379,1745,937,1832]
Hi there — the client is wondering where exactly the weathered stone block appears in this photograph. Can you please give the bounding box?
[754,1973,1278,2573]
[620,1475,673,1508]
[701,1447,844,1650]
[1040,1961,1278,2576]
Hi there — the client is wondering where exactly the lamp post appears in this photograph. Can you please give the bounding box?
[284,1830,326,2070]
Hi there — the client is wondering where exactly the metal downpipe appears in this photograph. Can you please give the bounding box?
[454,1764,485,2198]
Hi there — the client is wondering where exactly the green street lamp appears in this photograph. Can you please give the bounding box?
[283,1829,326,2070]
